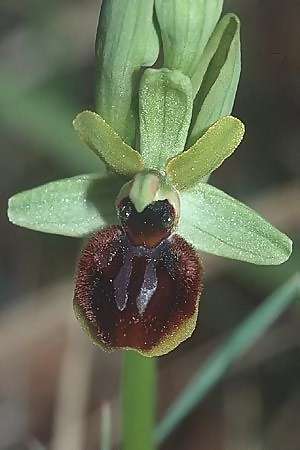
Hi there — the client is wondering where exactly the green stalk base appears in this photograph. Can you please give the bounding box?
[122,351,157,450]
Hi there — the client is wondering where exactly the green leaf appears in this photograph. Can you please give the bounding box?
[7,174,123,237]
[95,0,159,145]
[167,116,245,190]
[156,275,300,443]
[139,69,193,170]
[178,183,292,265]
[188,14,241,147]
[155,0,223,97]
[73,111,144,177]
[122,352,156,450]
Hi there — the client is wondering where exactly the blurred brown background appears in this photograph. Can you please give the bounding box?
[0,1,300,449]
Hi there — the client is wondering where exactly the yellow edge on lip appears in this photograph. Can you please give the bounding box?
[73,275,203,358]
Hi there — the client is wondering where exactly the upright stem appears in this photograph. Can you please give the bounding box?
[122,351,157,450]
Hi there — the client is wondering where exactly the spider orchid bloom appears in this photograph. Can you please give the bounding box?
[74,172,203,356]
[6,4,292,357]
[8,93,292,356]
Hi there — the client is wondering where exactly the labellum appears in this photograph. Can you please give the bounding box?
[74,173,204,357]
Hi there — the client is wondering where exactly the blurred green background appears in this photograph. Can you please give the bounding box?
[0,1,299,449]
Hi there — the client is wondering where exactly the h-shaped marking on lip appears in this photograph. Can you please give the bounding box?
[113,237,169,315]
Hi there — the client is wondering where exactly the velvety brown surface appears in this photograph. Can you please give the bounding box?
[74,226,203,352]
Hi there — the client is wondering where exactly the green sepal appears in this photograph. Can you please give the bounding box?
[177,183,292,265]
[95,0,159,145]
[166,116,245,190]
[7,174,123,237]
[188,13,241,146]
[73,111,144,177]
[139,68,193,170]
[155,0,223,97]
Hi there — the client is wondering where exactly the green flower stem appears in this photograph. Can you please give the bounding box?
[122,351,157,450]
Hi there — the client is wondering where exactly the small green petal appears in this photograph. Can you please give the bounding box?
[139,68,193,170]
[188,13,241,147]
[178,183,292,265]
[95,0,159,145]
[8,174,123,237]
[73,111,144,176]
[155,0,223,97]
[166,116,245,190]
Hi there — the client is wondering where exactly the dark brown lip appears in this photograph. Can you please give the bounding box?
[74,225,203,354]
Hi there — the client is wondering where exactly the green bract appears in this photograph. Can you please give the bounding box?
[95,0,159,145]
[155,0,223,97]
[188,13,241,146]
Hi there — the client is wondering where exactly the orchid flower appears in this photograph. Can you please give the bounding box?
[7,4,292,357]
